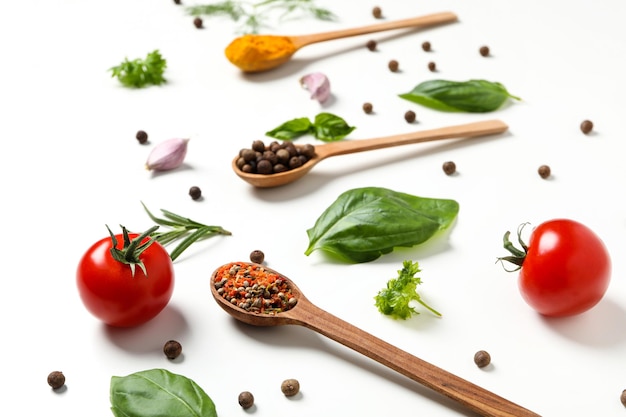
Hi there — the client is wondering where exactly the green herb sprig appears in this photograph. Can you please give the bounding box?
[142,202,231,261]
[266,112,355,142]
[375,260,441,320]
[109,50,167,88]
[186,0,336,34]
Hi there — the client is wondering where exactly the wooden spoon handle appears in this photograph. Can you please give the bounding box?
[315,119,508,159]
[291,11,458,48]
[289,301,540,417]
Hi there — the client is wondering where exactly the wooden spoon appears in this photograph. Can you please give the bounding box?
[225,11,458,72]
[210,262,541,417]
[233,119,508,188]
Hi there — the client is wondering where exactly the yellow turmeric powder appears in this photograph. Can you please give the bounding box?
[225,35,296,72]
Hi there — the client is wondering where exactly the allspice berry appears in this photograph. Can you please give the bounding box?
[372,6,382,19]
[362,102,373,114]
[163,340,182,359]
[421,41,431,52]
[238,391,254,409]
[366,39,377,51]
[442,161,456,175]
[189,186,202,200]
[537,165,551,179]
[474,350,491,368]
[427,61,436,72]
[620,389,626,407]
[479,45,490,57]
[404,110,416,123]
[580,119,594,134]
[388,59,399,72]
[47,371,65,389]
[250,249,265,264]
[281,378,300,396]
[136,130,148,144]
[193,17,203,28]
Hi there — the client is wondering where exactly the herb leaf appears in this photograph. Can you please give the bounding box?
[109,50,167,88]
[399,79,520,113]
[110,369,217,417]
[313,112,356,142]
[305,187,459,263]
[265,117,313,140]
[375,260,441,319]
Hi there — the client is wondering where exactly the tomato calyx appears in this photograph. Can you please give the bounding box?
[106,224,160,277]
[497,222,530,272]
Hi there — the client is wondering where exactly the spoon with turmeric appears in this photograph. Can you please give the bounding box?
[225,11,458,72]
[232,119,509,188]
[210,261,542,417]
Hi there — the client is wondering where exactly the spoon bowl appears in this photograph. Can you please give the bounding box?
[233,119,509,188]
[210,262,541,417]
[225,11,458,72]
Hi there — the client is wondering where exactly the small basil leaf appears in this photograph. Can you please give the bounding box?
[313,112,356,142]
[305,187,459,263]
[265,117,313,140]
[110,369,217,417]
[399,79,520,113]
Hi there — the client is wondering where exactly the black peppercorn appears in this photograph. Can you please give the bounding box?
[442,161,456,175]
[238,391,254,409]
[189,186,202,200]
[474,350,491,368]
[163,340,182,359]
[404,110,416,123]
[479,45,490,57]
[47,371,65,389]
[388,59,399,72]
[366,39,377,51]
[136,130,148,144]
[193,17,203,28]
[422,41,431,52]
[580,120,593,134]
[250,250,265,264]
[362,102,373,114]
[428,61,436,72]
[372,6,382,19]
[538,165,551,179]
[281,378,300,396]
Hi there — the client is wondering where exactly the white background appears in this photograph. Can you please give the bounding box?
[1,1,626,416]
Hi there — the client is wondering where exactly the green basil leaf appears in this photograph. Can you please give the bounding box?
[305,187,459,263]
[265,117,313,140]
[313,112,356,142]
[110,369,217,417]
[399,79,520,113]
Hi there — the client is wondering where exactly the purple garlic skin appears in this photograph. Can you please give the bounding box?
[300,72,331,103]
[146,138,189,171]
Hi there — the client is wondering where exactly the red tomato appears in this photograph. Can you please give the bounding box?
[500,219,611,317]
[76,227,174,327]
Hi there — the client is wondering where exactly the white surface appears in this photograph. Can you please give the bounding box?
[1,1,625,416]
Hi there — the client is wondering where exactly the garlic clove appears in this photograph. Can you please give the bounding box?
[300,72,331,103]
[146,138,189,171]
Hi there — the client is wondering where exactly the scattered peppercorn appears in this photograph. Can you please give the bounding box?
[250,249,265,264]
[47,371,65,389]
[281,378,300,396]
[479,45,490,57]
[193,17,203,28]
[236,140,315,175]
[422,41,431,52]
[388,59,399,72]
[620,389,626,407]
[372,6,382,19]
[238,391,254,409]
[537,165,551,179]
[474,350,491,368]
[365,39,377,51]
[136,130,148,144]
[442,161,456,175]
[173,0,181,4]
[580,119,594,134]
[428,61,436,72]
[163,340,182,359]
[362,102,373,114]
[404,110,416,123]
[189,186,202,200]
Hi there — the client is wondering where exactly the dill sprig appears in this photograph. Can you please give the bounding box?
[185,0,336,34]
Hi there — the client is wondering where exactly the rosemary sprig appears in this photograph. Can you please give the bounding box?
[185,0,336,34]
[141,202,231,261]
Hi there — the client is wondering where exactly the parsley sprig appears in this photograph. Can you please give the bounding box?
[186,0,335,34]
[109,50,167,88]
